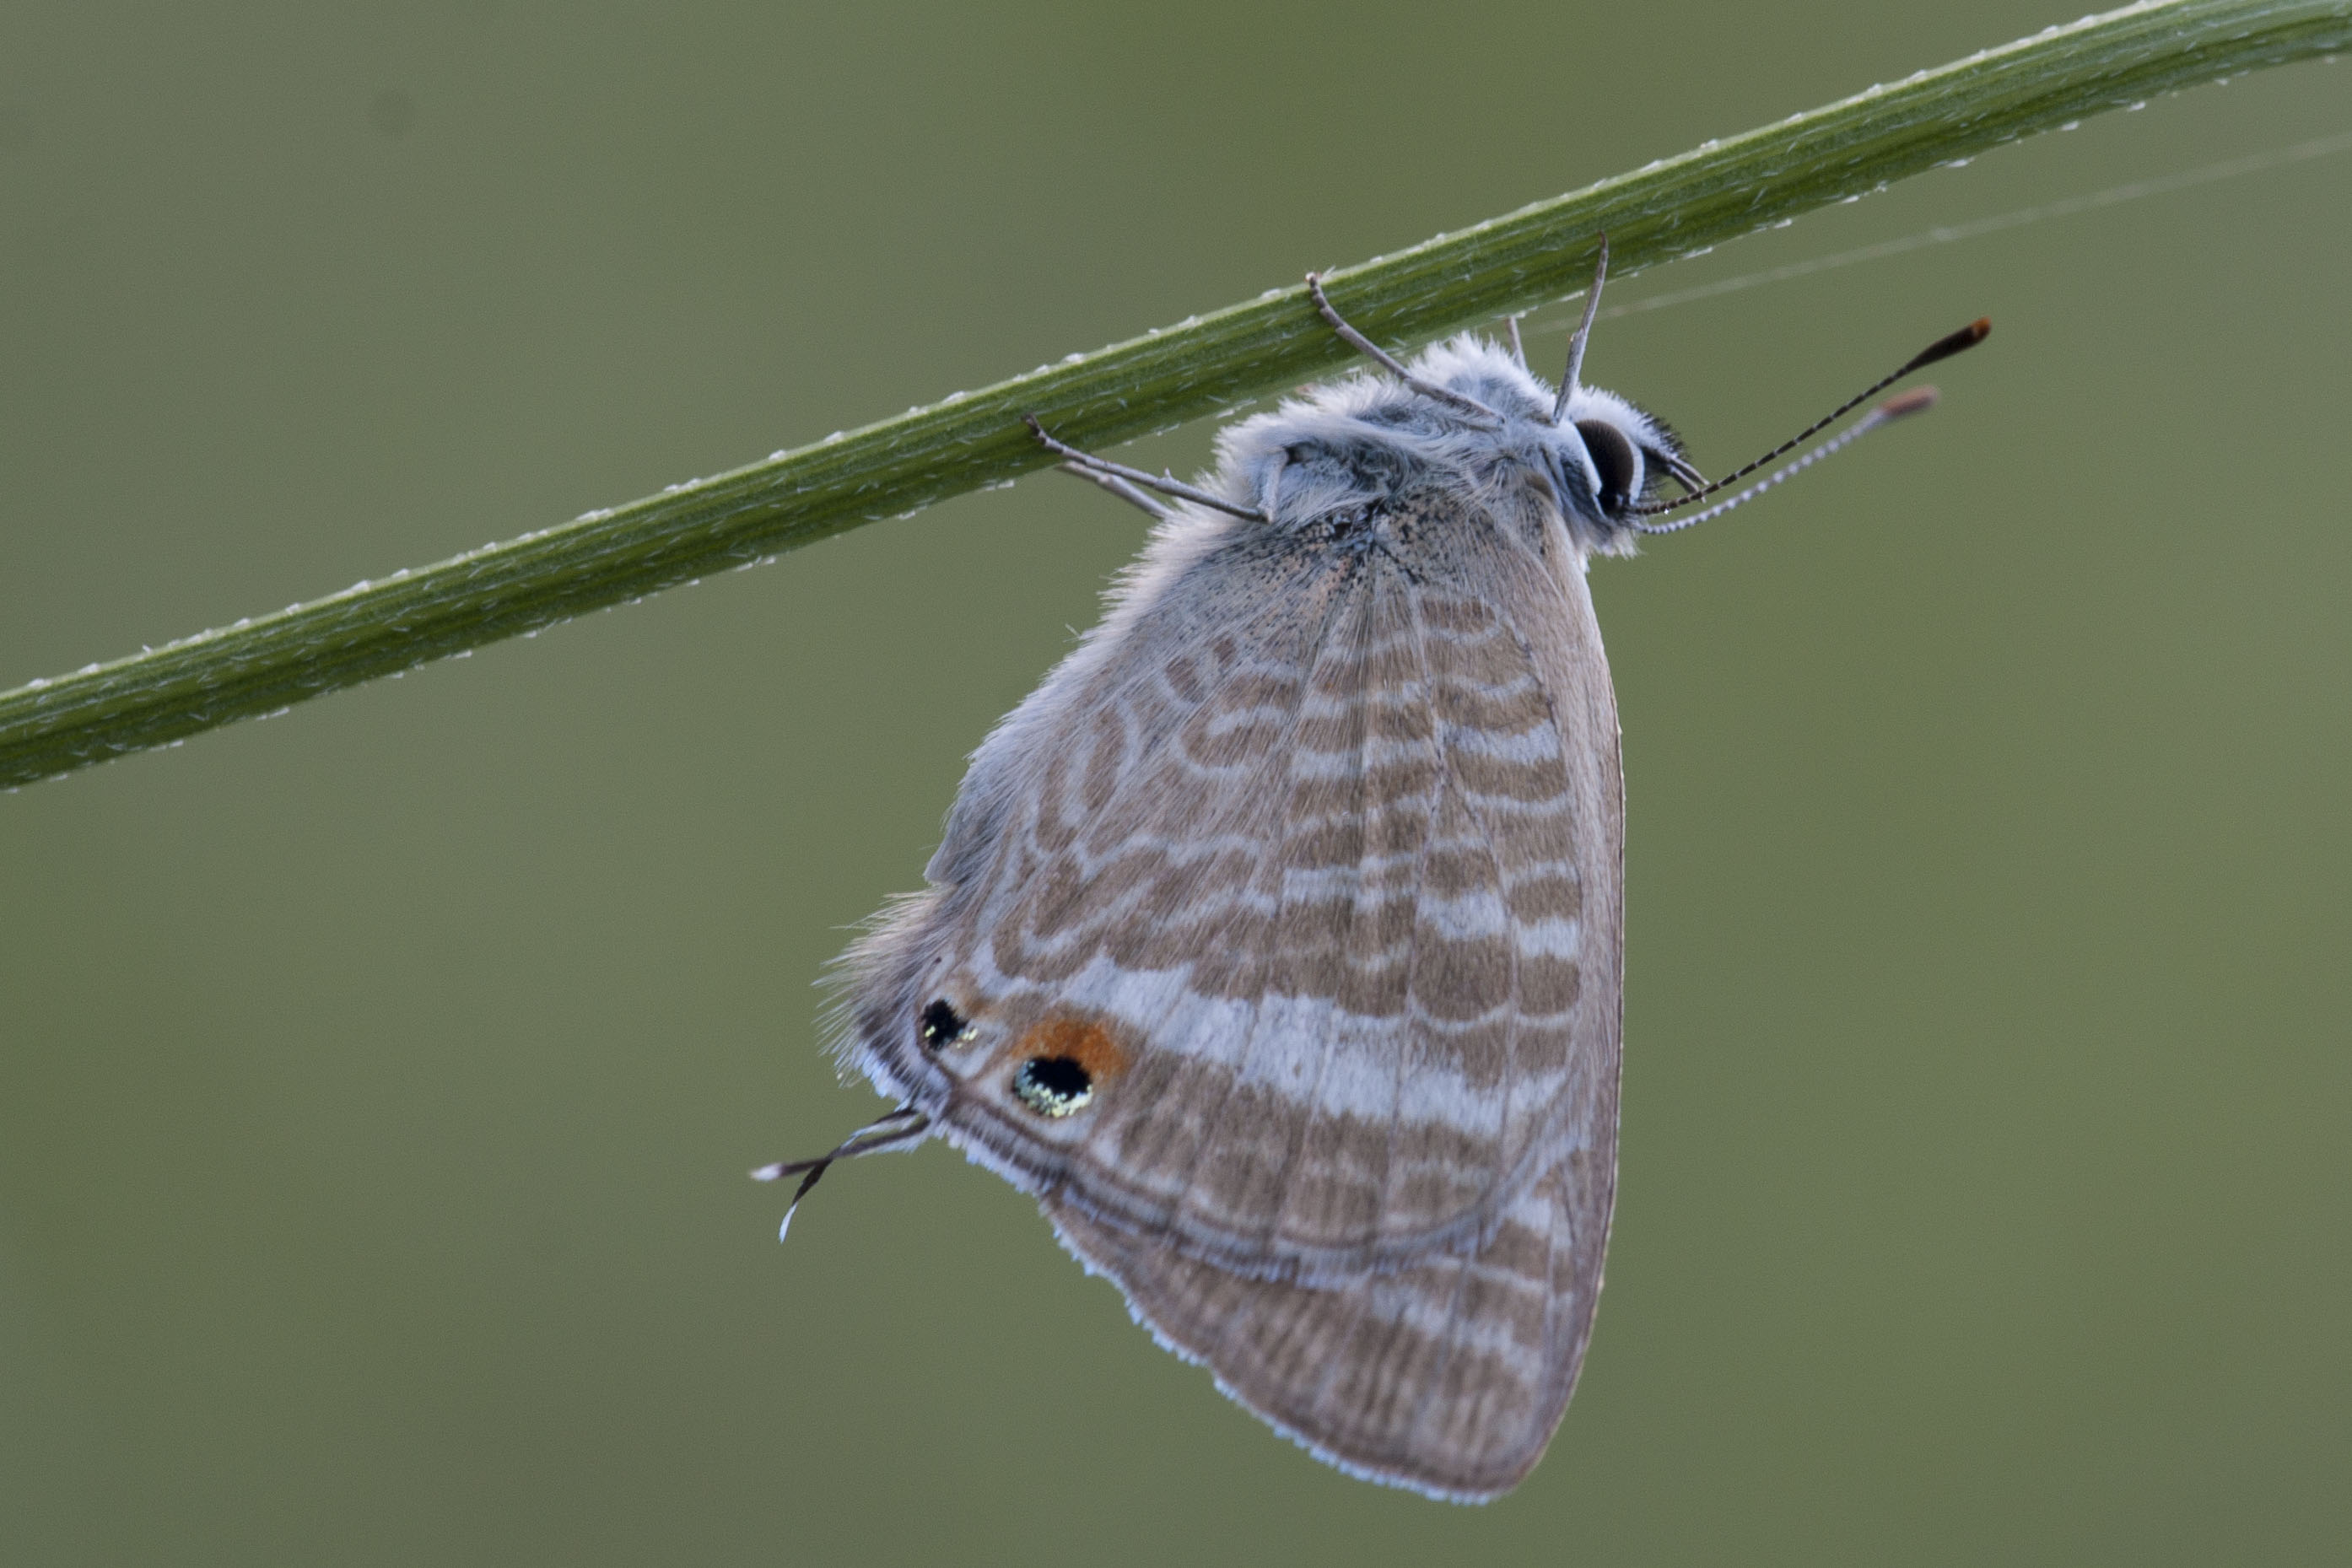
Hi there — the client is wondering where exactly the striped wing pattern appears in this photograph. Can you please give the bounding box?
[839,434,1624,1500]
[1052,1137,1609,1501]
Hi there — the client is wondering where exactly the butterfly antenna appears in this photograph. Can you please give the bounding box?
[1631,318,1989,525]
[1553,234,1609,423]
[1632,386,1940,536]
[753,1105,931,1242]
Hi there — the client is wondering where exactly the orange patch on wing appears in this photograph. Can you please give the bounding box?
[1011,1015,1131,1081]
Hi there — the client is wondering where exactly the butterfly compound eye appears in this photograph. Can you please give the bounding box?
[1574,419,1640,514]
[1011,1056,1094,1118]
[918,999,971,1051]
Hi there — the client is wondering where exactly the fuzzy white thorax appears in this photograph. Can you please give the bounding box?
[1208,332,1686,557]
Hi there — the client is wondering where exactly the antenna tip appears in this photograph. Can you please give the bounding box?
[750,1162,785,1183]
[1880,385,1941,418]
[1907,317,1992,371]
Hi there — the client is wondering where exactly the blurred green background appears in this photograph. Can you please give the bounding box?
[3,3,2346,1562]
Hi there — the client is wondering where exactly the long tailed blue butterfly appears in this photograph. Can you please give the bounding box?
[760,240,1987,1500]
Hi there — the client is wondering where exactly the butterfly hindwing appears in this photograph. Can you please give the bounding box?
[1047,1140,1611,1502]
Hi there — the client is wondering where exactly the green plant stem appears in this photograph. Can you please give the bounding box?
[4,0,2344,789]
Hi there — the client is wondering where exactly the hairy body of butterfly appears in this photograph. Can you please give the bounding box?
[834,320,1693,1501]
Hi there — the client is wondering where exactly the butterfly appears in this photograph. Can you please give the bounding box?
[762,240,1986,1500]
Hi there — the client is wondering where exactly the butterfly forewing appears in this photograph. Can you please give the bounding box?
[842,485,1620,1284]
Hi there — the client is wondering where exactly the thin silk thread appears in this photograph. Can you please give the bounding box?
[1518,128,2352,334]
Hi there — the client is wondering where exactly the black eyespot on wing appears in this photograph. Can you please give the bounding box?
[1010,1056,1093,1118]
[1575,420,1640,514]
[918,999,970,1051]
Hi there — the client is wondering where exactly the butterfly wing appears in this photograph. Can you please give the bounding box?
[839,495,1622,1291]
[1046,1138,1610,1501]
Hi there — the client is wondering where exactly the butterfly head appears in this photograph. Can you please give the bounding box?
[1217,333,1698,558]
[1431,336,1702,552]
[1548,383,1698,535]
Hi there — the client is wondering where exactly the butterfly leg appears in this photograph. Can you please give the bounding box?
[1057,461,1176,522]
[1553,234,1610,419]
[1303,272,1501,424]
[1023,416,1268,522]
